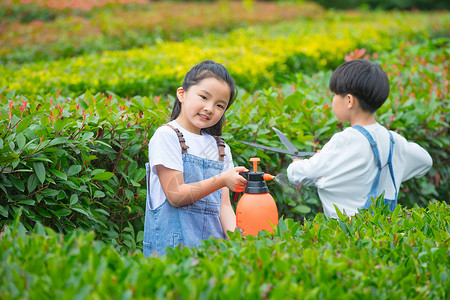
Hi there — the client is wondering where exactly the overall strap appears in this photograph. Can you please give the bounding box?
[353,125,398,211]
[387,131,398,201]
[164,124,189,154]
[353,125,382,170]
[353,125,382,202]
[163,124,226,161]
[214,136,226,162]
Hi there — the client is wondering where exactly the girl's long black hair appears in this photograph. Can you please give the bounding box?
[170,60,237,136]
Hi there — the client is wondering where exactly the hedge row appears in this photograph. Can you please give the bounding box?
[0,1,325,64]
[1,10,448,97]
[1,199,448,298]
[1,38,448,253]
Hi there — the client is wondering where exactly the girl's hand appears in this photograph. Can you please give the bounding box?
[223,167,248,192]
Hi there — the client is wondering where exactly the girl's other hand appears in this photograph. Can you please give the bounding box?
[223,167,248,192]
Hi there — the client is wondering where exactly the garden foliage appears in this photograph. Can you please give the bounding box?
[1,11,449,97]
[0,91,173,252]
[0,37,448,253]
[1,199,448,298]
[0,4,449,296]
[0,1,324,64]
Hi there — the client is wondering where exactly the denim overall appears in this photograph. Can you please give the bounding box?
[353,125,398,212]
[143,125,226,256]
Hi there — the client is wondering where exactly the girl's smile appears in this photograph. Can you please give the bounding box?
[176,77,230,134]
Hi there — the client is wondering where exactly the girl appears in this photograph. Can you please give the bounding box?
[143,60,248,256]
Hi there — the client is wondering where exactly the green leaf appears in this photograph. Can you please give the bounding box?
[10,176,25,192]
[334,204,348,220]
[42,189,59,197]
[48,137,68,147]
[16,117,32,133]
[0,153,19,165]
[293,205,311,214]
[136,231,144,243]
[16,133,26,150]
[124,189,134,200]
[28,157,53,163]
[0,205,8,218]
[50,209,72,218]
[50,169,67,181]
[27,174,38,193]
[92,172,114,181]
[91,169,105,176]
[36,207,52,218]
[67,165,82,176]
[129,144,141,157]
[54,118,65,133]
[17,199,35,205]
[0,183,6,194]
[72,207,90,217]
[33,162,46,184]
[69,194,79,206]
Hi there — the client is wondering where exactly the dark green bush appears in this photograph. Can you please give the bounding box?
[1,199,448,298]
[0,91,171,253]
[311,0,450,10]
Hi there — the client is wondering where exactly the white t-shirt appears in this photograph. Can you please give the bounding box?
[148,120,234,209]
[287,123,432,218]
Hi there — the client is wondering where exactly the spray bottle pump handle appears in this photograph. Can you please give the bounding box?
[249,157,260,172]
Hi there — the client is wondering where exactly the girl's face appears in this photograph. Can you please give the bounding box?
[176,77,230,135]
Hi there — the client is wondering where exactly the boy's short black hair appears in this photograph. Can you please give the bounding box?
[329,59,390,113]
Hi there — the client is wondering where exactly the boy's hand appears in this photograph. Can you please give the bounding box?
[223,167,248,192]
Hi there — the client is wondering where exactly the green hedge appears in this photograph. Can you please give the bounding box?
[311,0,450,10]
[1,10,448,98]
[1,199,448,298]
[0,1,325,64]
[1,38,448,253]
[0,92,169,252]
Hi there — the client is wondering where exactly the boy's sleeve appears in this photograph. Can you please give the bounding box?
[397,136,433,182]
[149,127,183,175]
[287,133,344,186]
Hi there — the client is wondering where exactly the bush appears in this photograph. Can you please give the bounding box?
[312,0,450,10]
[0,91,170,253]
[0,1,325,64]
[1,200,448,298]
[1,10,448,97]
[1,38,448,251]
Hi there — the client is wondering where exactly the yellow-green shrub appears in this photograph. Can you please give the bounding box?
[1,11,448,98]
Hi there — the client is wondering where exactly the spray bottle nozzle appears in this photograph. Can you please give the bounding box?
[263,173,275,181]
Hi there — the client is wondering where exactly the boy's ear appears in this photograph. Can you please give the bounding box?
[346,94,357,109]
[176,87,184,102]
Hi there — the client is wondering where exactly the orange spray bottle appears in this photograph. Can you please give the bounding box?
[234,158,278,236]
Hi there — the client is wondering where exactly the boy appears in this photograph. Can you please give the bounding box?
[287,59,432,218]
